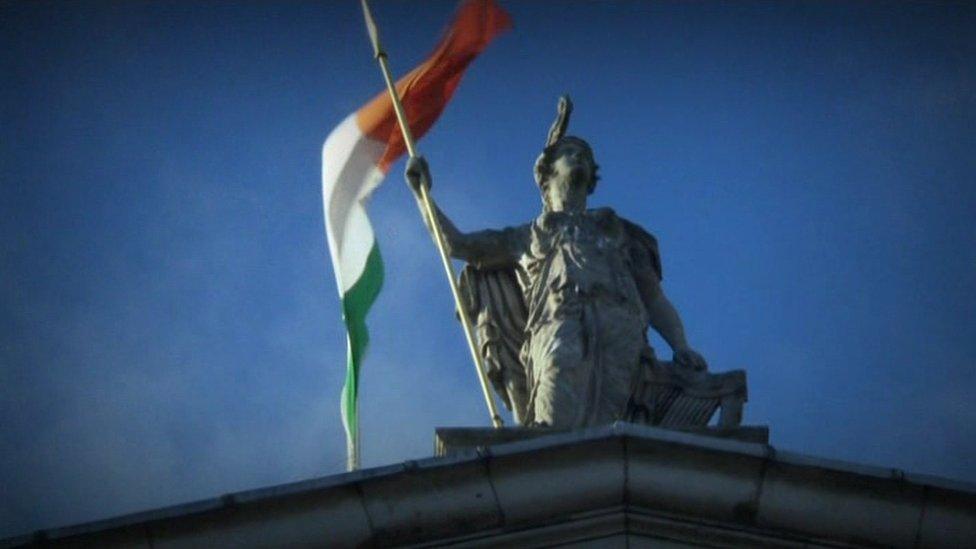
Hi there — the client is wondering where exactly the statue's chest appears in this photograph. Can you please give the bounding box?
[523,211,628,274]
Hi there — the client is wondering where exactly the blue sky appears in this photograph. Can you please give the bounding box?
[2,0,974,538]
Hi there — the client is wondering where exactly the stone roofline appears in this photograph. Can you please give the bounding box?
[5,422,975,547]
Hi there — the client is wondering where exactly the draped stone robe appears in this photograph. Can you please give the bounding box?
[458,207,663,429]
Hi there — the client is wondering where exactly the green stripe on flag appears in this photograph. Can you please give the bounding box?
[340,243,384,461]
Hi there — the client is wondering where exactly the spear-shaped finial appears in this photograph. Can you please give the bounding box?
[360,0,385,60]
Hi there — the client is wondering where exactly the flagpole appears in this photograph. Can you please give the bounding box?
[359,0,504,429]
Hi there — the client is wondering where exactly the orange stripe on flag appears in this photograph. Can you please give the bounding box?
[355,0,512,172]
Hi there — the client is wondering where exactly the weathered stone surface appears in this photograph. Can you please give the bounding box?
[149,492,358,549]
[916,484,976,548]
[488,436,625,525]
[407,95,743,431]
[9,424,975,548]
[358,458,501,546]
[756,454,925,548]
[435,424,769,456]
[627,432,768,524]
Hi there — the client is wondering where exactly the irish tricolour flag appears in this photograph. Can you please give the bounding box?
[322,0,511,470]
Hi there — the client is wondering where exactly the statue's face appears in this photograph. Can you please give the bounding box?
[545,140,594,212]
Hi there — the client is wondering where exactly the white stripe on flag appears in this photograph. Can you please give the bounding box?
[322,113,385,295]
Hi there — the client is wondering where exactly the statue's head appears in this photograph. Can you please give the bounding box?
[534,96,600,212]
[535,136,600,211]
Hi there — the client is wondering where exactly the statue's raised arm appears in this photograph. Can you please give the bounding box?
[405,156,526,270]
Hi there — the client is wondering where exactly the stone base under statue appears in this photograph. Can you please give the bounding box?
[435,423,770,457]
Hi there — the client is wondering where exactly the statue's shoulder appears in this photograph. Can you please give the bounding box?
[588,208,658,240]
[612,211,663,282]
[619,216,658,245]
[588,206,618,219]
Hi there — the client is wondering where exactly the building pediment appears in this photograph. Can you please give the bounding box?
[7,423,975,548]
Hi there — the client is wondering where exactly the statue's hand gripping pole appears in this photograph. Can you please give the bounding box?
[360,0,503,428]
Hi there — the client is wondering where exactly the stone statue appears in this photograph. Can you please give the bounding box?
[406,96,746,430]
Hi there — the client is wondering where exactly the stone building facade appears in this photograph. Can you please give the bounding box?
[6,423,975,548]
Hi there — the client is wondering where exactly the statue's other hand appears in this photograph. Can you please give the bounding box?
[674,347,707,372]
[405,156,432,195]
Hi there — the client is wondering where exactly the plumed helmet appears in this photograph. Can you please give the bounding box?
[533,95,599,194]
